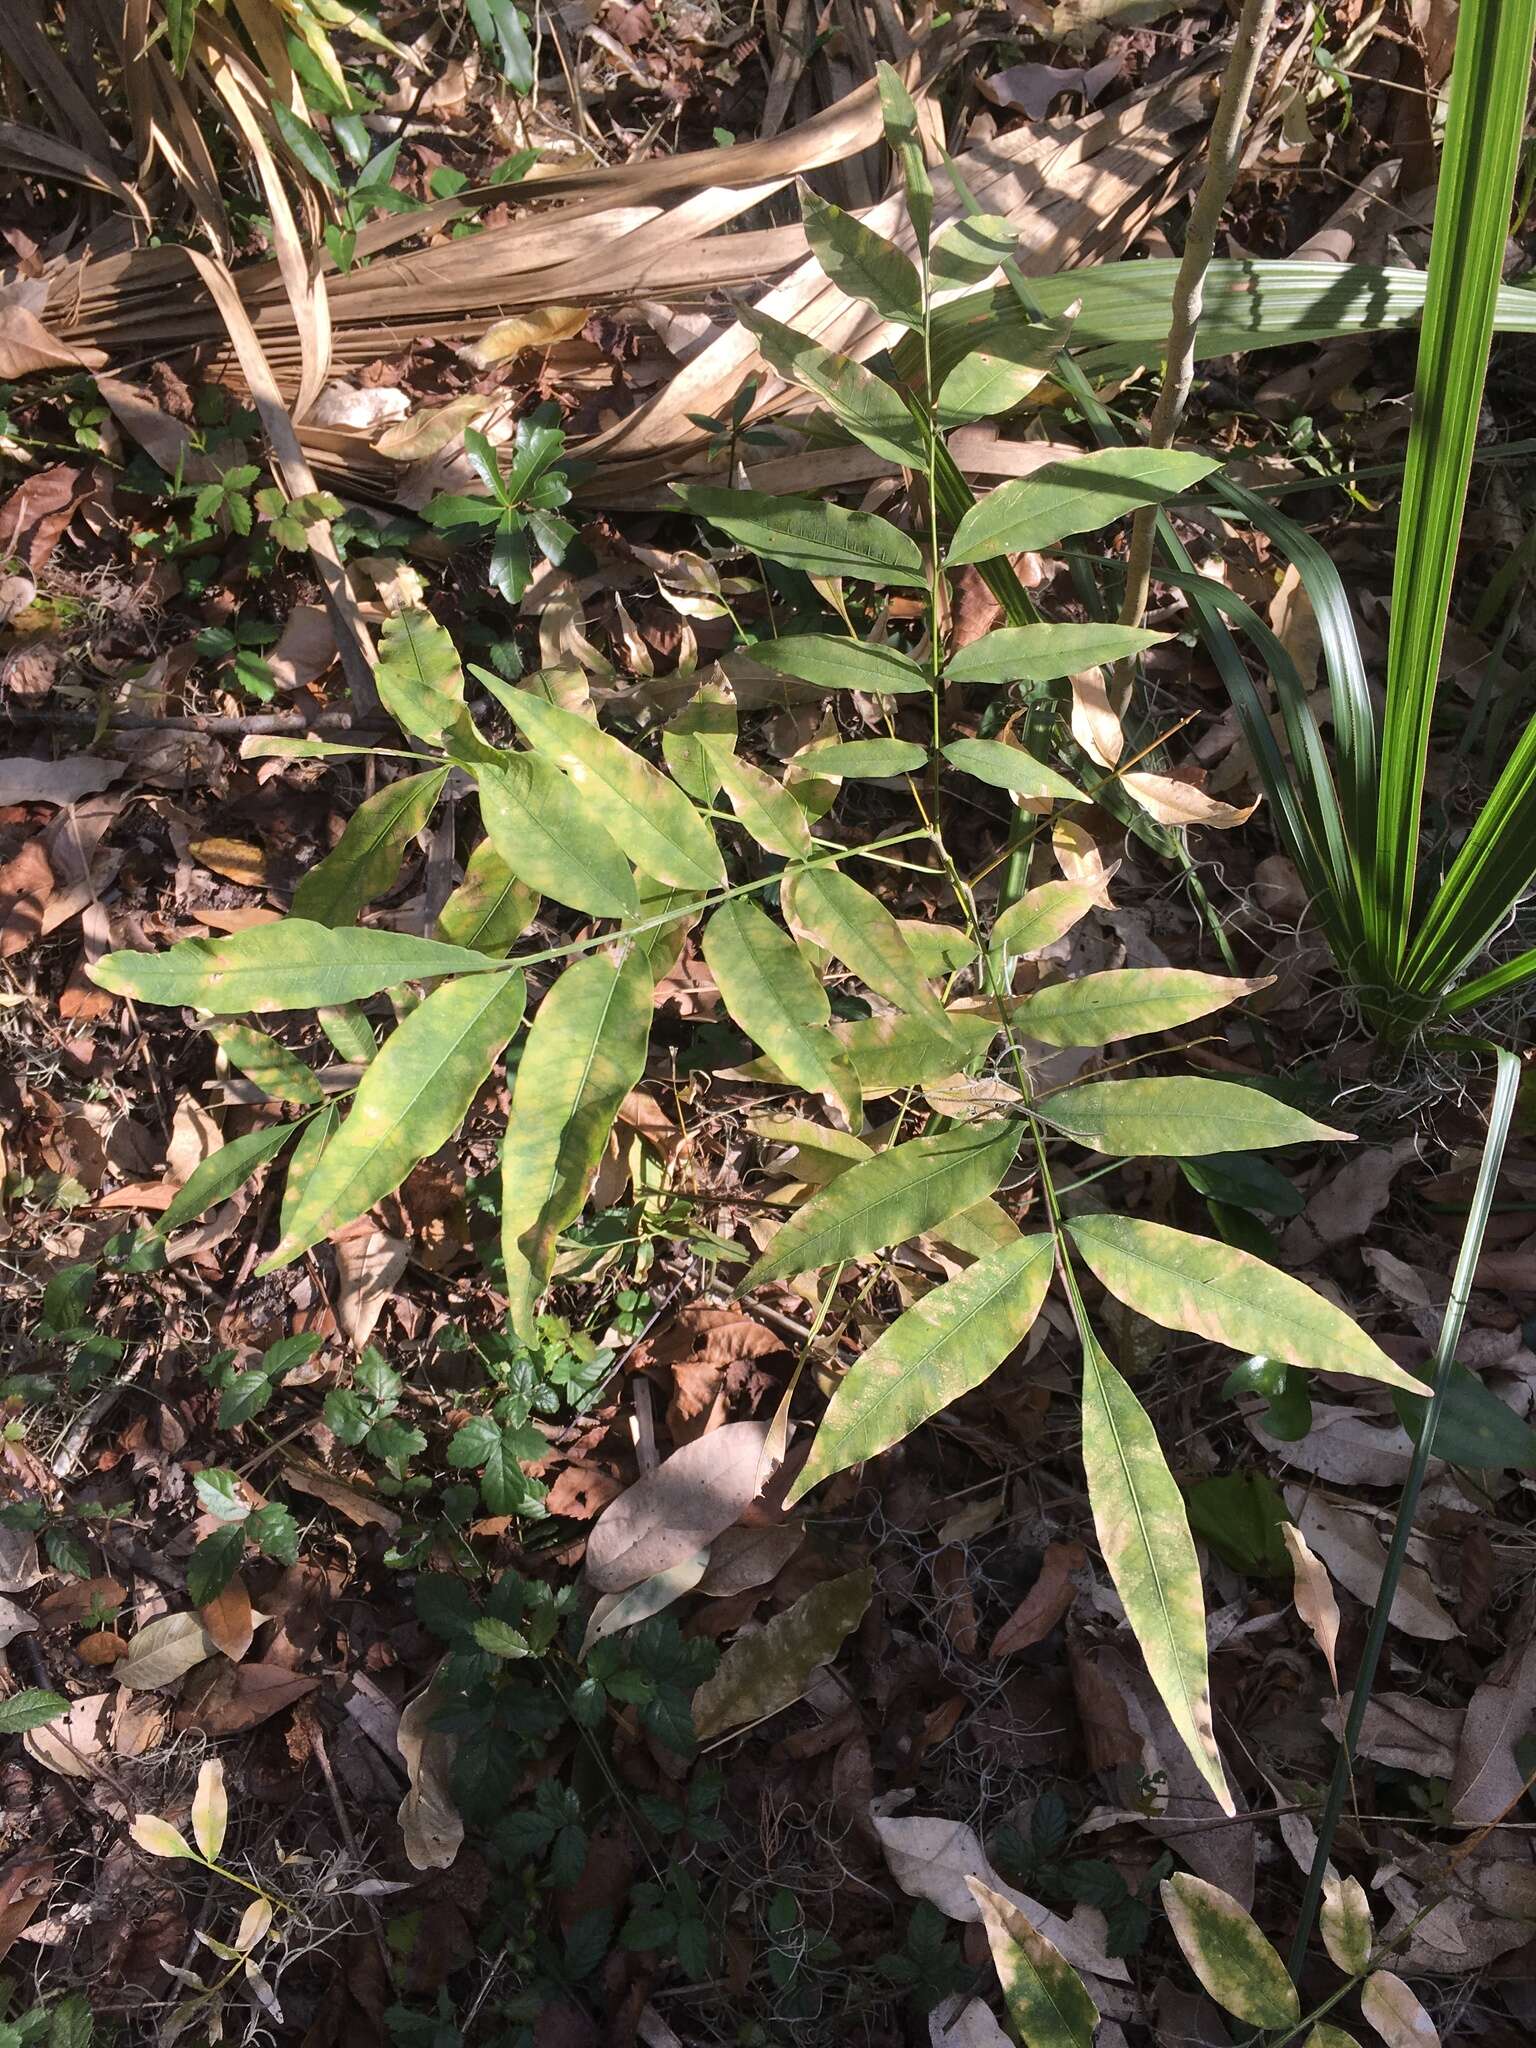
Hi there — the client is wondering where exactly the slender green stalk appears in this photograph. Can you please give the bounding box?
[1285,1047,1522,1983]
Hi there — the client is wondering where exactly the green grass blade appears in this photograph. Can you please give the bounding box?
[1371,0,1536,973]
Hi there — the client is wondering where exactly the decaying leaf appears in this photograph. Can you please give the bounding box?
[1359,1970,1440,2048]
[585,1421,772,1593]
[397,1678,464,1872]
[1159,1872,1299,2029]
[1281,1522,1342,1688]
[692,1567,874,1738]
[1321,1874,1373,1975]
[966,1877,1098,2048]
[113,1612,218,1692]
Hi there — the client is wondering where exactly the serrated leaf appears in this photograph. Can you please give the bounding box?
[703,899,861,1129]
[673,486,926,589]
[1160,1872,1297,2026]
[194,1468,249,1522]
[187,1526,245,1606]
[743,1119,1021,1288]
[192,1758,227,1861]
[46,1993,92,2048]
[477,753,639,917]
[1013,968,1267,1047]
[0,1690,69,1734]
[1037,1077,1351,1156]
[92,920,504,1014]
[1321,1874,1372,1975]
[500,950,652,1334]
[485,682,725,891]
[947,449,1220,565]
[784,866,955,1038]
[472,1616,532,1658]
[293,768,449,927]
[1081,1334,1232,1812]
[434,837,539,957]
[377,607,473,747]
[786,1235,1052,1503]
[210,1024,325,1106]
[945,623,1169,686]
[803,739,928,778]
[263,971,526,1268]
[800,185,923,327]
[1069,1214,1426,1392]
[740,306,926,468]
[749,633,929,695]
[713,753,813,858]
[991,881,1098,957]
[941,737,1084,802]
[154,1120,300,1239]
[966,1877,1098,2048]
[692,1567,874,1738]
[131,1814,193,1859]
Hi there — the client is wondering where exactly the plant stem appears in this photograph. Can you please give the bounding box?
[1283,1047,1521,1990]
[1117,0,1277,644]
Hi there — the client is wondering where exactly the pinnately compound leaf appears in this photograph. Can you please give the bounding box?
[1081,1335,1232,1812]
[500,949,653,1335]
[947,448,1219,565]
[1036,1076,1350,1156]
[91,920,505,1014]
[1068,1215,1428,1393]
[965,1877,1098,2048]
[1159,1872,1299,2028]
[703,899,861,1130]
[743,1119,1022,1290]
[262,971,527,1268]
[1011,968,1269,1047]
[477,752,640,918]
[786,1234,1053,1503]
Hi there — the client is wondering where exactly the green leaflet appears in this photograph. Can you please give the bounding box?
[434,838,539,957]
[742,1119,1022,1289]
[991,881,1098,957]
[713,752,813,858]
[929,213,1018,291]
[749,634,929,695]
[941,738,1084,802]
[318,1002,377,1063]
[966,1878,1098,2048]
[673,486,926,590]
[1159,1873,1299,2029]
[262,971,527,1268]
[786,1234,1052,1503]
[740,305,927,469]
[1080,1333,1232,1813]
[1069,1215,1426,1395]
[1303,2032,1362,2048]
[1320,1875,1373,1975]
[784,866,956,1039]
[1394,1361,1536,1470]
[876,63,931,248]
[154,1119,303,1240]
[211,1024,325,1106]
[692,1568,875,1738]
[738,1008,1000,1095]
[937,333,1057,429]
[628,877,703,983]
[945,623,1168,686]
[483,680,726,892]
[799,184,923,328]
[477,753,640,918]
[662,682,737,801]
[90,920,506,1015]
[376,607,475,748]
[279,1100,337,1244]
[292,767,449,927]
[702,899,861,1131]
[898,920,977,976]
[947,448,1220,565]
[1037,1077,1350,1156]
[1012,968,1266,1047]
[803,739,928,779]
[500,950,653,1335]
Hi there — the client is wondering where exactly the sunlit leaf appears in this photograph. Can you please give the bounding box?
[477,753,640,918]
[990,881,1098,957]
[799,184,923,327]
[966,1877,1098,2048]
[802,739,928,778]
[673,486,926,589]
[741,305,927,468]
[1160,1872,1298,2027]
[703,899,861,1130]
[376,607,476,748]
[937,333,1058,428]
[1012,968,1267,1047]
[945,623,1168,685]
[947,449,1219,565]
[210,1024,325,1107]
[784,866,957,1038]
[155,1120,302,1239]
[749,633,929,695]
[941,737,1084,802]
[713,752,813,858]
[662,682,737,800]
[1037,1076,1350,1156]
[131,1814,193,1859]
[292,768,449,927]
[434,838,539,957]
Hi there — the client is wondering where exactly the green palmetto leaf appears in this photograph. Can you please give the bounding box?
[783,866,955,1038]
[803,739,928,778]
[1080,1332,1232,1812]
[785,1234,1053,1504]
[673,486,926,589]
[376,607,474,748]
[945,623,1168,686]
[483,681,726,892]
[154,1120,304,1239]
[798,184,923,328]
[738,306,927,469]
[990,881,1098,957]
[91,920,505,1013]
[500,950,652,1335]
[1160,1874,1299,2028]
[434,838,539,957]
[1011,968,1267,1048]
[946,449,1219,565]
[712,752,813,858]
[1037,1076,1349,1156]
[742,1119,1022,1289]
[1370,0,1536,975]
[262,971,526,1268]
[210,1024,325,1106]
[477,754,640,918]
[1068,1215,1428,1394]
[940,737,1083,802]
[292,768,449,927]
[749,634,929,695]
[966,1878,1098,2048]
[702,899,861,1131]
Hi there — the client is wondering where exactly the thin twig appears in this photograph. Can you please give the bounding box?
[1117,0,1278,649]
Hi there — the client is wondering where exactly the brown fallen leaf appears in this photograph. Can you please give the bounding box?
[1067,1643,1141,1770]
[113,1611,217,1691]
[77,1629,125,1666]
[35,1575,126,1626]
[0,463,92,571]
[281,1462,402,1534]
[0,301,104,379]
[24,1693,110,1779]
[190,836,268,888]
[1280,1523,1341,1689]
[695,1522,803,1599]
[176,1660,319,1736]
[585,1421,772,1594]
[1324,1691,1464,1777]
[0,757,124,808]
[1450,1636,1536,1825]
[932,1546,979,1655]
[267,604,337,692]
[1286,1490,1456,1640]
[397,1678,463,1872]
[201,1574,255,1662]
[0,1856,53,1964]
[542,1464,625,1521]
[334,1224,409,1349]
[990,1541,1086,1657]
[0,839,53,959]
[1120,770,1259,829]
[1360,1969,1441,2048]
